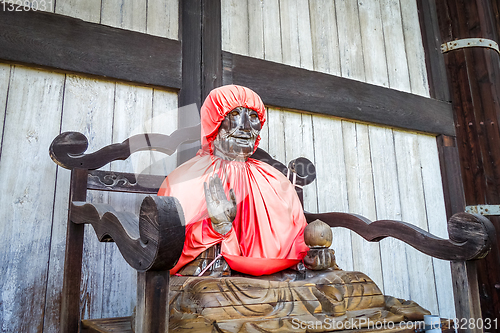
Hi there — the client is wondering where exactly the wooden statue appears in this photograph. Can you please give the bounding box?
[159,85,431,332]
[49,85,494,332]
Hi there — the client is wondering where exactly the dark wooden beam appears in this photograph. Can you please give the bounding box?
[223,52,455,136]
[416,0,450,101]
[178,0,203,164]
[435,0,500,323]
[201,0,223,100]
[177,0,222,164]
[0,9,182,89]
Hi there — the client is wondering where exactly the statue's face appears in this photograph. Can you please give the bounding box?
[213,107,261,161]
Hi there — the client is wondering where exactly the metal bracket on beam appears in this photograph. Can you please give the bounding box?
[441,38,499,54]
[465,205,500,216]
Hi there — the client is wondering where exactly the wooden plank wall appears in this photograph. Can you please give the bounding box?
[222,0,455,318]
[1,0,179,39]
[0,2,179,332]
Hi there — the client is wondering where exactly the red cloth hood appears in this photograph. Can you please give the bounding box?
[201,85,266,151]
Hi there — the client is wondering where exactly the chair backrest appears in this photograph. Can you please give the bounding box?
[49,124,317,332]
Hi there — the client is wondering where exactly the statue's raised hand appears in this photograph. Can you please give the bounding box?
[204,175,237,235]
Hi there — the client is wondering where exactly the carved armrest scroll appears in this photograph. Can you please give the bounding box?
[50,124,201,170]
[251,148,316,187]
[305,212,495,261]
[71,196,185,271]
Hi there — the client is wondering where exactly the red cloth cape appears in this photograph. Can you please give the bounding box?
[158,85,309,276]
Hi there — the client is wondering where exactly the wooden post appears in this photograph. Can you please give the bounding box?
[135,271,170,333]
[60,168,88,333]
[178,0,222,165]
[418,0,499,329]
[178,0,203,165]
[431,0,500,324]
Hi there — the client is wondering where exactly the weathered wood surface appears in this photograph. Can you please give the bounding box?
[0,67,181,332]
[0,64,10,154]
[434,0,500,324]
[0,9,182,90]
[54,0,179,39]
[0,66,65,332]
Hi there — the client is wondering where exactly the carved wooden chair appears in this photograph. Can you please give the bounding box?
[50,126,495,333]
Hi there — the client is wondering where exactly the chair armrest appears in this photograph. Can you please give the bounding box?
[71,196,185,271]
[50,125,200,170]
[305,211,495,261]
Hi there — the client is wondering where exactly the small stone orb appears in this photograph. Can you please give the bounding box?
[304,220,333,248]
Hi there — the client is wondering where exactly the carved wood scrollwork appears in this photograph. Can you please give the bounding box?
[49,124,201,170]
[88,172,137,188]
[305,211,495,261]
[71,196,185,271]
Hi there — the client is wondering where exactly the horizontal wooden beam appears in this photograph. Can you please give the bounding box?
[223,52,455,136]
[0,9,182,89]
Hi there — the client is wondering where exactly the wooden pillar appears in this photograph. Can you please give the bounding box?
[60,168,88,333]
[430,0,500,324]
[135,271,170,333]
[178,0,222,164]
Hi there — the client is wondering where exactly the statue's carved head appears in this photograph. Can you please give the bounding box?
[213,107,262,161]
[200,85,266,159]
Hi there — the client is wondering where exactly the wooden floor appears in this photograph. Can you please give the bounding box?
[80,317,453,333]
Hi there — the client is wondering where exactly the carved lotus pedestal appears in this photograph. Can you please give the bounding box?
[168,268,431,333]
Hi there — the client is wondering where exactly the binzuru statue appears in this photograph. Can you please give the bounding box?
[155,85,429,332]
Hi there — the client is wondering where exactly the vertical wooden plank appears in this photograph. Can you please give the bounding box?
[312,115,353,271]
[55,0,101,23]
[265,108,286,162]
[221,0,249,55]
[0,66,64,333]
[247,0,264,59]
[279,0,301,67]
[393,130,439,315]
[262,0,282,63]
[296,0,313,70]
[149,89,179,176]
[147,0,179,39]
[283,111,318,213]
[369,126,410,300]
[357,0,388,87]
[418,134,455,318]
[101,0,147,33]
[335,0,365,81]
[380,0,411,92]
[400,0,430,97]
[308,0,341,75]
[0,64,11,154]
[342,121,384,290]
